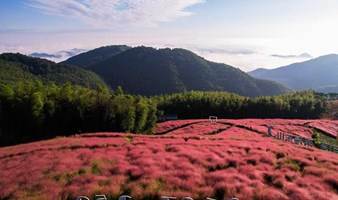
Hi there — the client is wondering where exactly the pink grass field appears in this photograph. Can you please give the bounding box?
[0,119,337,200]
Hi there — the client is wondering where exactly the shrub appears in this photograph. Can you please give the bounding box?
[77,168,87,176]
[227,160,238,168]
[312,131,321,147]
[276,152,285,159]
[324,176,338,193]
[246,158,257,166]
[91,162,102,175]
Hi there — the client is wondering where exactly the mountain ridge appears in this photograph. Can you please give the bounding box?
[249,54,338,93]
[63,45,131,67]
[65,45,290,97]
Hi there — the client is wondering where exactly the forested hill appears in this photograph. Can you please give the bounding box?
[67,46,290,97]
[0,80,325,146]
[63,45,131,68]
[0,53,107,89]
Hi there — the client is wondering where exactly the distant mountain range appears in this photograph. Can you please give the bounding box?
[0,45,294,97]
[0,53,106,88]
[249,54,338,93]
[64,45,289,96]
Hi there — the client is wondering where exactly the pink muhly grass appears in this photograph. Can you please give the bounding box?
[0,119,338,200]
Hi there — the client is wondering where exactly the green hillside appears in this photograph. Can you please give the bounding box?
[0,53,107,89]
[85,47,289,96]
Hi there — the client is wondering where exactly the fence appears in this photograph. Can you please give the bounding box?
[270,131,338,153]
[274,132,314,147]
[318,143,338,153]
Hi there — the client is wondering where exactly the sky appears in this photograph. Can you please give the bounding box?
[1,0,338,71]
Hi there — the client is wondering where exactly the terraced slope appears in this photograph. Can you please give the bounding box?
[0,119,337,200]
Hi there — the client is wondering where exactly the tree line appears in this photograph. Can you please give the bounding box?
[155,91,326,119]
[0,81,157,146]
[0,81,327,146]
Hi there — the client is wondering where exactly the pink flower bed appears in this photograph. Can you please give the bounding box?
[307,120,338,138]
[166,122,231,136]
[155,120,205,134]
[0,119,337,200]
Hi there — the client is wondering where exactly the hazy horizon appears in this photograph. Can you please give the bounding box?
[1,0,338,71]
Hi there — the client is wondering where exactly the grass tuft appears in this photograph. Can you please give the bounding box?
[91,162,102,175]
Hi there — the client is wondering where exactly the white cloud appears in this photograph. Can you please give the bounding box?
[270,53,312,59]
[30,48,87,62]
[195,47,256,55]
[28,0,204,27]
